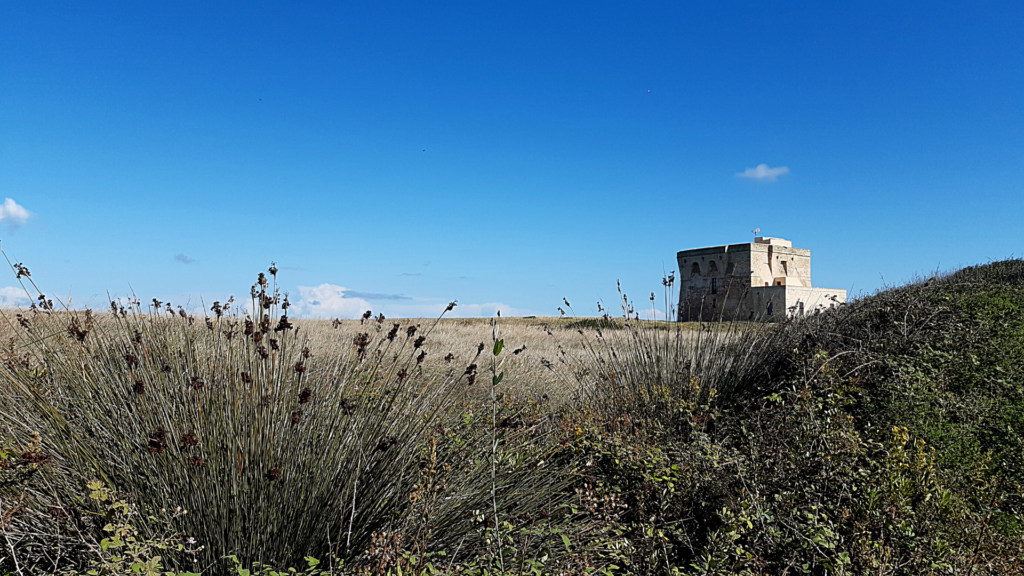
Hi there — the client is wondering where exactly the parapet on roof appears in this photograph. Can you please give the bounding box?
[754,237,791,247]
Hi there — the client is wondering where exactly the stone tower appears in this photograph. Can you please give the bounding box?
[676,237,846,321]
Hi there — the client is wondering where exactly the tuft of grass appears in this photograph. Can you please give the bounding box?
[0,260,569,571]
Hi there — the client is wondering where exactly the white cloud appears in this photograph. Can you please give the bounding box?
[736,164,790,182]
[0,198,31,229]
[638,308,669,321]
[290,284,373,319]
[290,283,538,319]
[0,286,33,308]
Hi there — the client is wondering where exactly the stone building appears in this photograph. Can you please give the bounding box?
[676,237,846,322]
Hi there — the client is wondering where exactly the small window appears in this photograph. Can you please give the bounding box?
[691,262,701,277]
[725,262,735,276]
[708,261,719,276]
[781,261,788,276]
[711,278,718,294]
[767,302,774,316]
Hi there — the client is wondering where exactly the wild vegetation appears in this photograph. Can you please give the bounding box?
[1,257,1022,575]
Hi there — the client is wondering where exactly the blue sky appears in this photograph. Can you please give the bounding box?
[1,2,1021,317]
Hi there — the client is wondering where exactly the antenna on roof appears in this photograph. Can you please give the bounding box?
[751,228,760,240]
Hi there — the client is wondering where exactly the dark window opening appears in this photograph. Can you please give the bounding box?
[711,278,718,294]
[708,261,719,276]
[725,262,735,276]
[691,262,701,277]
[767,302,774,316]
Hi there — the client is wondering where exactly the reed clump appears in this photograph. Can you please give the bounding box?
[0,262,568,572]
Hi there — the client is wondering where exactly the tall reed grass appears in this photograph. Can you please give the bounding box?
[0,259,567,572]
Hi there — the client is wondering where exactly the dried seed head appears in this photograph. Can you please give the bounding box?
[339,398,355,415]
[302,346,311,359]
[188,375,204,390]
[413,335,426,349]
[332,318,342,329]
[396,368,407,383]
[353,333,370,356]
[258,346,269,359]
[291,410,302,426]
[299,387,312,403]
[147,428,168,454]
[179,433,199,450]
[387,323,400,341]
[446,301,457,312]
[67,318,89,342]
[274,316,293,332]
[416,350,426,365]
[294,361,306,374]
[241,372,253,384]
[361,310,372,324]
[270,339,279,351]
[265,466,281,481]
[406,325,417,338]
[189,456,208,468]
[444,353,454,363]
[125,353,139,368]
[132,380,145,395]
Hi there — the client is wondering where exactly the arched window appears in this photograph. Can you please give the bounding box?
[725,262,735,276]
[691,262,701,277]
[708,261,719,276]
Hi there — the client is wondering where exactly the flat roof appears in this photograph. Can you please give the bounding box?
[677,243,810,257]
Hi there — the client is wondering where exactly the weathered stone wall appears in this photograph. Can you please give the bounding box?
[783,287,847,316]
